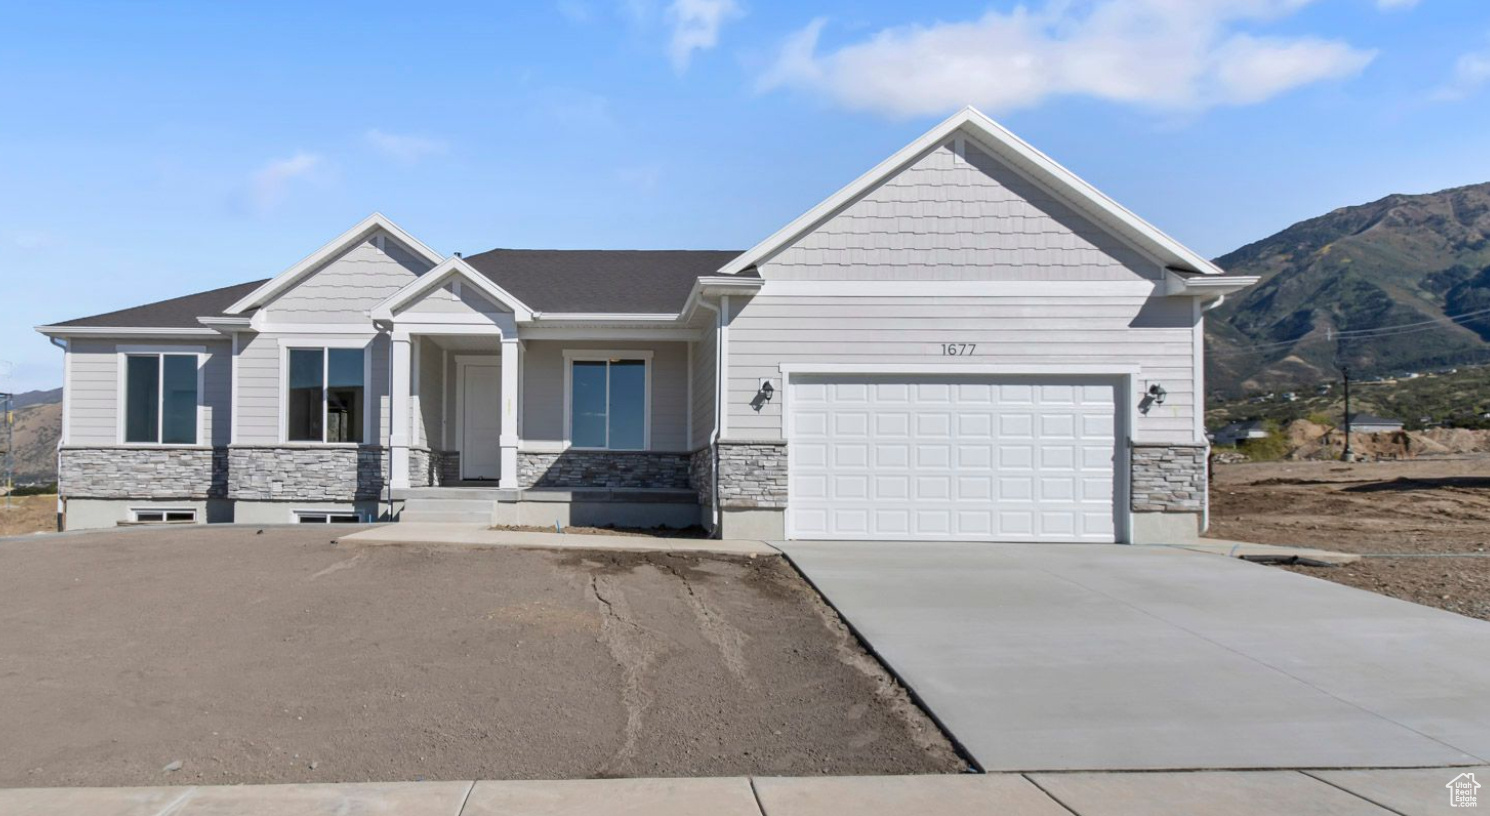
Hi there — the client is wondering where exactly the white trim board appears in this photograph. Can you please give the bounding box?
[778,363,1141,377]
[371,256,534,322]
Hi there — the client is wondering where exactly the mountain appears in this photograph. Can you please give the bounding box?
[1205,182,1490,395]
[4,389,61,485]
[11,387,62,410]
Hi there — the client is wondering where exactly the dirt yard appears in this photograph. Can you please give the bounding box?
[0,493,55,537]
[1209,455,1490,621]
[0,527,964,788]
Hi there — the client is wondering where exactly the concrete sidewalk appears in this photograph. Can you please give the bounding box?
[1152,538,1362,565]
[338,523,779,557]
[3,768,1483,814]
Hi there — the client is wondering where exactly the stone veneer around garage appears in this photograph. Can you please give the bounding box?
[716,441,788,509]
[227,445,388,501]
[59,446,227,499]
[517,450,691,490]
[1130,443,1208,513]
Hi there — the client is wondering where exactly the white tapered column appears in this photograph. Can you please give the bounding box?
[390,332,412,489]
[498,337,520,488]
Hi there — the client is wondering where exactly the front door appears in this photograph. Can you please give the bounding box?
[460,361,502,480]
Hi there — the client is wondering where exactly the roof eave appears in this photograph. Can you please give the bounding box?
[35,325,222,339]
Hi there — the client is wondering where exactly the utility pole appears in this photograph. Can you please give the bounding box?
[0,391,12,510]
[1341,367,1354,462]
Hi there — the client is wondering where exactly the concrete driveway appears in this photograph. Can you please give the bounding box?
[779,541,1490,772]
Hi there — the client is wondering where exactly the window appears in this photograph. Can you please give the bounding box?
[295,511,365,524]
[124,353,198,444]
[131,508,197,523]
[287,347,364,443]
[568,356,648,450]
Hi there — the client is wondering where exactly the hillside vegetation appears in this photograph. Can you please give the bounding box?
[1206,182,1490,394]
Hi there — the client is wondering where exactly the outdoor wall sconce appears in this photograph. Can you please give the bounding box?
[1139,383,1167,415]
[751,379,775,412]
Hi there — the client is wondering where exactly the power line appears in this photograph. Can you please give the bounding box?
[1206,306,1490,357]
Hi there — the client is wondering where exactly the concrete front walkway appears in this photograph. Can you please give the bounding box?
[4,769,1484,815]
[779,540,1490,772]
[339,523,779,557]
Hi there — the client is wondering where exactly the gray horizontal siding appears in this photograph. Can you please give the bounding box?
[233,333,388,445]
[66,338,230,446]
[521,340,690,452]
[725,291,1199,446]
[689,330,716,451]
[763,140,1161,282]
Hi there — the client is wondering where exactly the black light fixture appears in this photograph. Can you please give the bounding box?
[1148,384,1167,405]
[760,380,775,402]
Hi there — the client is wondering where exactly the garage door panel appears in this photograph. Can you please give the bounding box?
[789,375,1119,542]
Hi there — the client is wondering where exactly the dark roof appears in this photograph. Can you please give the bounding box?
[462,249,748,313]
[1348,413,1403,426]
[51,279,269,328]
[49,249,754,329]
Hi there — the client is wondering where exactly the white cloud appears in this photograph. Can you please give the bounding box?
[1376,0,1421,9]
[365,129,448,164]
[666,0,743,72]
[758,1,1375,118]
[1433,44,1490,101]
[249,152,321,213]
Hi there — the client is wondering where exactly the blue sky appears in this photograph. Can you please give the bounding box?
[2,0,1488,392]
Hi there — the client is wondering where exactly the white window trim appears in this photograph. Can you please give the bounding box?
[115,345,206,447]
[561,350,654,451]
[277,338,373,446]
[129,507,199,523]
[293,509,369,524]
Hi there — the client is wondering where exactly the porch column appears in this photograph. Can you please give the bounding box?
[498,337,520,489]
[390,332,412,489]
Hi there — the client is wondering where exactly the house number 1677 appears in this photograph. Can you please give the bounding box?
[940,343,977,356]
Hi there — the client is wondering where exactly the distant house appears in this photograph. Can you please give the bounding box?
[1212,420,1270,446]
[1348,413,1404,433]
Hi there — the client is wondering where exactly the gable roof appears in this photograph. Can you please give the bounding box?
[224,212,445,315]
[462,249,746,314]
[718,106,1223,278]
[371,256,536,321]
[45,279,270,329]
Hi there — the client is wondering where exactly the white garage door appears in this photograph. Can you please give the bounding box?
[788,376,1119,542]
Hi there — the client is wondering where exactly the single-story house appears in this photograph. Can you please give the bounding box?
[1348,413,1405,433]
[37,107,1255,543]
[1211,420,1271,446]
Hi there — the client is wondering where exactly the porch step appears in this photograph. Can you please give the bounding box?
[398,497,496,525]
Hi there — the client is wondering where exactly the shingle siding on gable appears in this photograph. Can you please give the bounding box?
[263,231,435,323]
[761,141,1159,282]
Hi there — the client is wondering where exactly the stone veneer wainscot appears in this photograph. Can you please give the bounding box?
[1130,443,1208,513]
[517,451,691,490]
[227,445,388,501]
[58,446,227,499]
[716,440,787,509]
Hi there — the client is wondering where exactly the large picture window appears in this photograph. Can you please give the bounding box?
[287,347,364,443]
[568,356,648,450]
[124,353,198,444]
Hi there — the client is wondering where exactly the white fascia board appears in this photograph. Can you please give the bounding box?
[719,106,1223,278]
[679,275,763,322]
[371,256,535,321]
[779,362,1142,377]
[35,325,220,339]
[528,312,680,322]
[1166,274,1260,297]
[225,212,445,315]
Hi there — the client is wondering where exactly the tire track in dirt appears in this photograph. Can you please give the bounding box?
[587,574,659,774]
[657,562,757,692]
